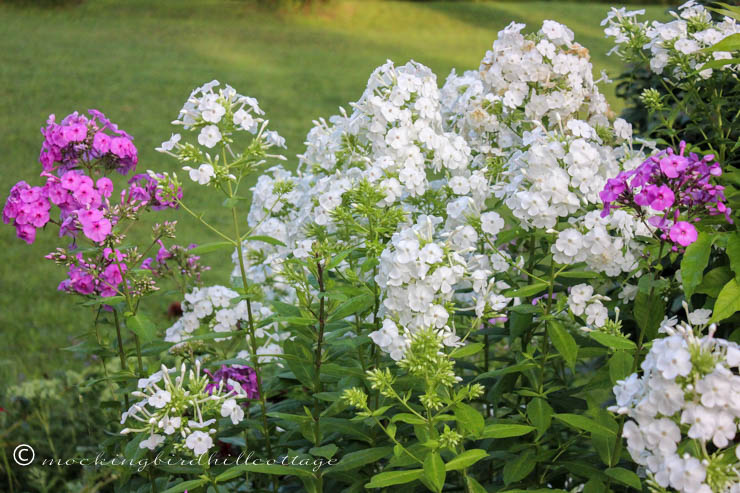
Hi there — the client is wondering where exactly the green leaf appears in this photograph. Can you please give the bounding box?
[365,469,423,488]
[423,452,445,493]
[527,398,553,437]
[608,351,634,385]
[243,235,286,247]
[126,313,157,343]
[592,410,619,467]
[215,464,314,482]
[711,278,740,323]
[391,413,427,425]
[450,343,484,359]
[605,467,642,490]
[329,293,375,321]
[454,403,485,437]
[505,282,549,298]
[474,362,538,381]
[703,32,740,52]
[321,417,374,443]
[699,57,740,70]
[554,414,616,437]
[589,332,636,350]
[696,266,733,298]
[481,424,535,439]
[465,476,489,493]
[161,479,208,493]
[188,241,234,255]
[547,320,578,370]
[634,289,665,342]
[681,232,714,300]
[309,444,338,459]
[326,250,352,270]
[326,446,392,474]
[282,339,315,388]
[445,449,488,471]
[503,450,535,485]
[584,478,606,493]
[727,232,740,280]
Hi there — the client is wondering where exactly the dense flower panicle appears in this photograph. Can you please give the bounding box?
[4,111,176,248]
[603,1,739,78]
[600,141,731,247]
[40,110,138,175]
[204,364,259,400]
[612,314,740,492]
[439,20,652,276]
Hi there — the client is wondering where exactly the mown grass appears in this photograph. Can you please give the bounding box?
[0,0,670,382]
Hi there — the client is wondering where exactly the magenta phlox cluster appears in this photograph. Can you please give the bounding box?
[52,247,128,297]
[4,112,181,246]
[600,142,731,247]
[39,110,137,175]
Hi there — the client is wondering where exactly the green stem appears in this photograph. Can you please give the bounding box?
[113,310,130,409]
[313,258,327,445]
[228,184,275,492]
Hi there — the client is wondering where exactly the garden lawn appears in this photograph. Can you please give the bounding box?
[0,0,669,382]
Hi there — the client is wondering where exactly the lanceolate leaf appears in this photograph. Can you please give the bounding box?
[365,469,423,489]
[554,414,617,437]
[547,320,578,370]
[423,452,445,493]
[481,424,535,439]
[680,232,714,300]
[711,278,740,323]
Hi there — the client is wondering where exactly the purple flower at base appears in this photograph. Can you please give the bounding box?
[204,365,259,402]
[531,293,557,306]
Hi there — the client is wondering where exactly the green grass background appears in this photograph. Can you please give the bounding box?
[0,0,670,382]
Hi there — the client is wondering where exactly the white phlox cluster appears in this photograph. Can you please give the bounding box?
[157,80,286,186]
[370,215,512,360]
[164,285,285,357]
[120,362,252,456]
[611,315,740,492]
[439,21,651,276]
[567,283,610,330]
[603,1,740,78]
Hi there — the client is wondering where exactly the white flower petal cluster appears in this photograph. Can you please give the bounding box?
[237,20,659,362]
[173,80,264,131]
[165,285,285,358]
[566,283,610,330]
[439,21,649,276]
[603,2,740,78]
[300,60,471,203]
[611,318,740,492]
[372,215,511,360]
[121,362,250,456]
[552,209,651,276]
[159,80,286,186]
